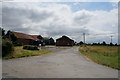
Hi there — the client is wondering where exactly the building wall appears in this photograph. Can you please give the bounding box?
[17,38,32,45]
[44,39,55,45]
[56,39,74,46]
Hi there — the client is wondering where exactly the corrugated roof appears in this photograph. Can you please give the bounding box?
[13,32,40,40]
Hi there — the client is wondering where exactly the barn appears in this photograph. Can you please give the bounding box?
[43,37,55,45]
[6,31,43,46]
[56,35,74,46]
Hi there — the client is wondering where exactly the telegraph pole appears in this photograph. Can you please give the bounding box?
[83,33,85,44]
[110,36,113,43]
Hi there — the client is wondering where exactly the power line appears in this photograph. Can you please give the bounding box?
[78,32,117,43]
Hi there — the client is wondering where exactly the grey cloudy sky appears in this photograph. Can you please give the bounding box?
[2,2,118,43]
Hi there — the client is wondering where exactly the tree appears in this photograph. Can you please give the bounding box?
[92,43,97,45]
[6,30,17,42]
[110,42,113,46]
[97,42,100,45]
[115,43,117,46]
[74,42,78,45]
[2,39,14,57]
[2,29,5,36]
[101,41,106,45]
[0,28,5,36]
[79,41,84,45]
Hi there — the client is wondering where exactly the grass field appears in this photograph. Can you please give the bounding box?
[3,46,52,59]
[79,45,119,70]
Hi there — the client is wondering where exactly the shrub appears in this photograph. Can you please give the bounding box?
[2,39,14,57]
[23,45,39,50]
[13,41,22,46]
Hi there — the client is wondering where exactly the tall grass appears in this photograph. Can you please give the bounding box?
[3,46,52,59]
[79,45,119,70]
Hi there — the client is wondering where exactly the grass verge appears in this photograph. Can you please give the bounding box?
[3,46,52,59]
[79,45,119,70]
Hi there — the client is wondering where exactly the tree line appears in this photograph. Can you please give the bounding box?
[78,41,118,46]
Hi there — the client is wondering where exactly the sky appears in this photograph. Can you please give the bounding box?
[1,2,119,44]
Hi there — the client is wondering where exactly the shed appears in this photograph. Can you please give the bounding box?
[56,35,74,46]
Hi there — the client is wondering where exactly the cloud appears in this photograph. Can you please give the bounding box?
[2,2,118,43]
[73,10,94,26]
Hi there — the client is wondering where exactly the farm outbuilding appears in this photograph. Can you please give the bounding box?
[6,31,44,46]
[56,35,74,46]
[43,37,55,45]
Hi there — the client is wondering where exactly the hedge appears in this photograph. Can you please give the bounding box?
[23,45,39,50]
[2,39,14,57]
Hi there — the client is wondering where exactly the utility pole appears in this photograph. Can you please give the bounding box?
[83,33,85,44]
[110,36,113,43]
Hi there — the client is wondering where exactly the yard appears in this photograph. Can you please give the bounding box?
[79,45,119,69]
[3,46,52,59]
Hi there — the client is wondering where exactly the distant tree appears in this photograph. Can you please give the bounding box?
[97,42,100,45]
[79,41,84,45]
[87,43,92,45]
[110,42,113,46]
[92,43,95,45]
[92,43,97,45]
[115,43,118,46]
[101,41,106,45]
[2,29,5,36]
[74,42,77,45]
[0,28,5,36]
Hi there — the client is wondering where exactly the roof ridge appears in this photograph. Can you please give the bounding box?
[12,31,40,40]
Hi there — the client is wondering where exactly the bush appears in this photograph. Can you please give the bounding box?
[13,41,23,46]
[23,45,39,50]
[2,39,14,57]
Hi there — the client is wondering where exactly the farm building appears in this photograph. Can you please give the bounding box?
[6,31,44,46]
[56,35,74,46]
[43,37,55,45]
